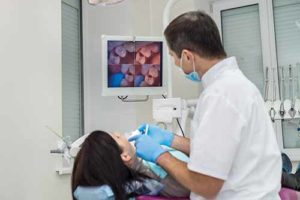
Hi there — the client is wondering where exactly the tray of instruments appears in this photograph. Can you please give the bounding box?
[264,63,300,121]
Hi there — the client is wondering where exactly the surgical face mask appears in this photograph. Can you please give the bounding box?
[179,52,201,82]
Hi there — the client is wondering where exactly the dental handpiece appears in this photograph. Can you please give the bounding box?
[125,125,149,147]
[124,130,141,147]
[125,130,141,139]
[125,124,149,140]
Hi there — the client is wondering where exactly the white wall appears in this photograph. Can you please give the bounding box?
[83,0,200,135]
[0,0,209,199]
[0,0,71,200]
[194,0,214,13]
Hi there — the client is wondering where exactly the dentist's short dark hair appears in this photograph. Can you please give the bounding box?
[164,11,226,59]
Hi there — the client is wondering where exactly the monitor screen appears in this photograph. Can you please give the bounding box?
[107,41,162,88]
[102,35,167,96]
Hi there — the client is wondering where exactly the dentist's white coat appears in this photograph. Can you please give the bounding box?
[189,57,281,200]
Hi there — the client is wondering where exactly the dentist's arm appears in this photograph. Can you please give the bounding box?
[157,152,224,199]
[131,134,224,199]
[171,135,190,155]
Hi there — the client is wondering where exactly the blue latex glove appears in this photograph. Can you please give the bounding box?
[138,124,174,147]
[129,134,167,163]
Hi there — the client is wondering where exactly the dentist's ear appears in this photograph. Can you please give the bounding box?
[182,49,194,62]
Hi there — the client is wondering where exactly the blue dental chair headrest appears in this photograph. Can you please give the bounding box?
[74,179,164,200]
[74,185,114,200]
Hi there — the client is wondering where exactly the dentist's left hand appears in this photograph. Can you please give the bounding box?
[129,134,166,163]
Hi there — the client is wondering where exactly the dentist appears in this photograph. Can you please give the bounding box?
[130,11,281,200]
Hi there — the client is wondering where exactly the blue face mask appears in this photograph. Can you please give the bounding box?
[179,53,201,82]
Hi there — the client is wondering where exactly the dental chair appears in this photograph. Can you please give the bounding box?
[280,188,300,200]
[136,189,300,200]
[72,172,300,200]
[136,196,189,200]
[279,153,300,200]
[73,182,189,200]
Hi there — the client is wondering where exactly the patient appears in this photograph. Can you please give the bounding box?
[281,152,300,191]
[72,130,189,200]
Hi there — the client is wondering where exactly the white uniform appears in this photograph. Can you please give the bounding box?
[188,57,281,200]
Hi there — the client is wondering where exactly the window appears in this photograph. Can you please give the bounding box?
[221,4,264,93]
[213,0,300,160]
[62,0,83,142]
[273,0,300,149]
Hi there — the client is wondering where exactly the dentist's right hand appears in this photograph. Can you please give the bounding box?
[138,124,174,147]
[129,134,167,163]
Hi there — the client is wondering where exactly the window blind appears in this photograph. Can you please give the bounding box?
[221,4,264,94]
[62,0,83,142]
[273,0,300,148]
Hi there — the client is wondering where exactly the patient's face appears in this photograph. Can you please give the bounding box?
[111,132,135,158]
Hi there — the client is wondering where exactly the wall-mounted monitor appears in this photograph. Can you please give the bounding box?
[101,35,168,96]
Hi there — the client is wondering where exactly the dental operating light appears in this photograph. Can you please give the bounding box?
[88,0,125,6]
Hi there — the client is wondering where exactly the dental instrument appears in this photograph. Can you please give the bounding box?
[264,67,269,102]
[145,124,149,135]
[279,66,285,117]
[125,129,142,140]
[269,68,276,122]
[297,63,300,116]
[126,124,149,141]
[288,65,296,118]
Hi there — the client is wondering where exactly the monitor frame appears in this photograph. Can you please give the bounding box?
[101,35,168,96]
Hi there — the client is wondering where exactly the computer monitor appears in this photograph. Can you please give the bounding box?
[101,35,168,96]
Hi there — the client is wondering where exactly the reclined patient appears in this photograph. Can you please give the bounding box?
[72,130,190,200]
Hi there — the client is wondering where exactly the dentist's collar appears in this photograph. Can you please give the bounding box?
[201,57,238,89]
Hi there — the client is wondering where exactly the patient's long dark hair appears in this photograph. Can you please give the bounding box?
[71,130,147,200]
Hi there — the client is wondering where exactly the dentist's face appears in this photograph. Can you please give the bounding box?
[169,49,181,67]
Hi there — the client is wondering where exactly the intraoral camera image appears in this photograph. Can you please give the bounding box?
[107,41,162,88]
